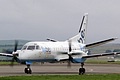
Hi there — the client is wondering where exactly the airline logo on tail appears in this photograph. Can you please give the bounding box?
[78,29,85,43]
[78,13,88,44]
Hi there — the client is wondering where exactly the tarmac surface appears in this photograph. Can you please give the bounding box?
[0,63,120,76]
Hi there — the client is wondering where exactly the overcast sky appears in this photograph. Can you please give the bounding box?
[0,0,120,43]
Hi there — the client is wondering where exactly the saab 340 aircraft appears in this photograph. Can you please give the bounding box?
[0,13,120,75]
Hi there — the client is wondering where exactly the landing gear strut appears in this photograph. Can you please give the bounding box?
[79,63,85,75]
[24,64,32,74]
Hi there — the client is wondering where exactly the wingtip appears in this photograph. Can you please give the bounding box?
[112,37,118,40]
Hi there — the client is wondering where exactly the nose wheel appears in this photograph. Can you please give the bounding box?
[79,63,85,75]
[24,64,32,74]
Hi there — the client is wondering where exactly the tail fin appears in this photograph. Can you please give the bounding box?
[69,13,88,44]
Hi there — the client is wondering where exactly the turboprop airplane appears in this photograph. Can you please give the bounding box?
[0,13,120,75]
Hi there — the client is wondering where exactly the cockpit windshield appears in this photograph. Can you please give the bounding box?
[22,45,40,50]
[27,46,35,50]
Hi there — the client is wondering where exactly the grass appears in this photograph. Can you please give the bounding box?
[86,59,120,64]
[0,62,18,65]
[0,74,120,80]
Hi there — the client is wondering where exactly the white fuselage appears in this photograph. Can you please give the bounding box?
[17,41,87,63]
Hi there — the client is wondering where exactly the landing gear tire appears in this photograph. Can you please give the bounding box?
[24,64,32,74]
[24,68,27,73]
[79,68,85,75]
[24,68,32,74]
[79,63,85,75]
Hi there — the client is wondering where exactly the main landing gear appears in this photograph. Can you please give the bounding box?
[79,63,85,75]
[23,63,86,74]
[24,64,32,74]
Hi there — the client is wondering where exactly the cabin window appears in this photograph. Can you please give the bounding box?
[27,46,35,50]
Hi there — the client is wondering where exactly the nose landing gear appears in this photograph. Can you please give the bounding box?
[24,64,32,74]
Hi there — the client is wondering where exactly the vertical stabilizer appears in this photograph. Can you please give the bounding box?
[69,13,88,44]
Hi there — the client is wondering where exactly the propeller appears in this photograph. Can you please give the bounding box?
[14,40,18,52]
[67,40,73,68]
[10,40,19,66]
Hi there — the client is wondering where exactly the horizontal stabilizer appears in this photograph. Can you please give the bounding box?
[86,38,117,49]
[46,38,58,42]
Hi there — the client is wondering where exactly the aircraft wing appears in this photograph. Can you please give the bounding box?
[55,54,69,61]
[57,50,84,55]
[82,52,120,58]
[0,53,13,57]
[86,38,117,49]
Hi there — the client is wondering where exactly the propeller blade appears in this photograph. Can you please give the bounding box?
[10,54,18,67]
[67,40,72,68]
[10,40,19,66]
[68,40,72,52]
[14,40,18,52]
[67,60,71,68]
[10,57,14,66]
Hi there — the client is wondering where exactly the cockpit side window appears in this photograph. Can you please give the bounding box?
[36,45,40,50]
[22,46,27,50]
[27,46,35,50]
